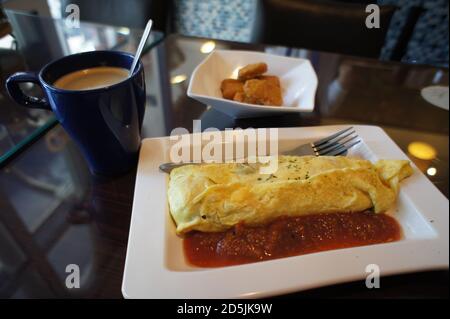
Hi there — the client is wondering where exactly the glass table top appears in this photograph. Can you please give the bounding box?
[0,18,448,298]
[0,10,163,164]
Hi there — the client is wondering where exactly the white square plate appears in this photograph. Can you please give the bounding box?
[187,50,318,118]
[122,125,449,298]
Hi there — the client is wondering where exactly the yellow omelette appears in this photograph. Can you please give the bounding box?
[167,156,413,234]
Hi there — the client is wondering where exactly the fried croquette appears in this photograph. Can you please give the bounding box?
[220,79,244,100]
[220,63,284,107]
[257,75,281,88]
[238,62,268,80]
[233,91,245,102]
[243,79,283,106]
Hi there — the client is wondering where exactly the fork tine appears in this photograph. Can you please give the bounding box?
[313,130,356,152]
[312,127,353,147]
[321,139,361,156]
[316,134,358,155]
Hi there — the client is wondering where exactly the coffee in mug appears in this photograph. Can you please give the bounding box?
[53,66,129,90]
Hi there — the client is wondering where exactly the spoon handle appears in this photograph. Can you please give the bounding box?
[129,19,153,76]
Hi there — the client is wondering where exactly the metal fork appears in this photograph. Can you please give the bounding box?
[282,126,360,156]
[159,127,360,173]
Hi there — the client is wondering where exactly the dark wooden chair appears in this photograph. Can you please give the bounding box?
[59,0,173,33]
[252,0,397,58]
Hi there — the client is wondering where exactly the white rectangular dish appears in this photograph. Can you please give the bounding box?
[122,125,449,298]
[187,50,318,118]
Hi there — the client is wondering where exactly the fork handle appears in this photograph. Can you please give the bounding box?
[159,162,198,173]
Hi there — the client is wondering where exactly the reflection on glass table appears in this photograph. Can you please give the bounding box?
[0,10,163,165]
[0,125,101,297]
[141,35,449,197]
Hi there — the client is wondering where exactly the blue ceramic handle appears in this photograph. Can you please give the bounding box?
[5,72,51,110]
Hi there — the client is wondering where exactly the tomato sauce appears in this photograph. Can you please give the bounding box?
[183,211,402,267]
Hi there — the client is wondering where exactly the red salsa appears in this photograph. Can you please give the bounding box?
[184,211,402,267]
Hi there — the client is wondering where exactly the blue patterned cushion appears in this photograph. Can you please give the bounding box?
[379,0,448,66]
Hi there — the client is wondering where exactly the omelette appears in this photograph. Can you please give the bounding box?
[167,156,413,234]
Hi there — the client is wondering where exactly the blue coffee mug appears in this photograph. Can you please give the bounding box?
[6,50,146,176]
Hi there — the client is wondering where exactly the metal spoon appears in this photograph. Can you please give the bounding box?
[129,19,153,76]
